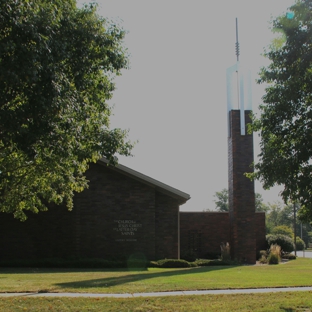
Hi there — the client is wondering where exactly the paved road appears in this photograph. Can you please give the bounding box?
[294,251,312,258]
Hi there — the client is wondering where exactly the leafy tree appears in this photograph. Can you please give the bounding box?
[248,0,312,222]
[213,188,228,212]
[0,0,133,220]
[272,225,293,238]
[265,201,312,245]
[266,201,299,232]
[266,202,285,231]
[213,189,267,212]
[255,193,270,213]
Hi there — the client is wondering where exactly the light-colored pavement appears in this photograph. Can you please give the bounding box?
[293,251,312,258]
[1,287,312,298]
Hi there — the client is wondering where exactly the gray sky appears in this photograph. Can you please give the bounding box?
[79,0,296,211]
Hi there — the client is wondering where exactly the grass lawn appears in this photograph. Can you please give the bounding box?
[0,258,312,311]
[1,292,312,311]
[0,258,311,294]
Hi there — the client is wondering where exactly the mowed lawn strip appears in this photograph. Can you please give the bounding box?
[1,292,312,312]
[0,258,311,294]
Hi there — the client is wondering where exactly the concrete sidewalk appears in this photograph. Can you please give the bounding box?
[1,287,312,298]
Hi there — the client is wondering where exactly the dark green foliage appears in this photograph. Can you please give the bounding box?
[282,253,297,260]
[257,250,268,259]
[268,253,280,265]
[195,259,235,266]
[266,234,294,253]
[0,0,133,220]
[272,225,293,238]
[295,237,306,251]
[0,258,239,268]
[153,259,196,268]
[151,259,237,268]
[213,188,229,212]
[213,189,267,212]
[247,0,312,223]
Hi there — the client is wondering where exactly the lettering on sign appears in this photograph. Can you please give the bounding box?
[113,220,142,241]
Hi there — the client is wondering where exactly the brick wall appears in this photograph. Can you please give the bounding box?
[179,212,230,258]
[155,193,179,259]
[179,212,265,260]
[228,110,256,263]
[0,206,76,260]
[0,162,180,261]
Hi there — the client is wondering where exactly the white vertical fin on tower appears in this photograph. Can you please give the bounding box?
[226,18,252,136]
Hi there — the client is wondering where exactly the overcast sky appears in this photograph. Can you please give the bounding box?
[79,0,296,211]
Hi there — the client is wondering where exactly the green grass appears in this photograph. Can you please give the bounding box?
[1,258,312,311]
[0,258,311,294]
[1,292,312,311]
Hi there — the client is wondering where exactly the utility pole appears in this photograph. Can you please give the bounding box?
[293,202,297,256]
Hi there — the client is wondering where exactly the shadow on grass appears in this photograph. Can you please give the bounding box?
[54,265,235,290]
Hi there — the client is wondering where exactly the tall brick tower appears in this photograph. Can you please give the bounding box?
[228,110,256,264]
[226,19,256,264]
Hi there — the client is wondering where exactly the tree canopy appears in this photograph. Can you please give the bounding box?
[213,188,229,212]
[213,188,268,212]
[0,0,133,220]
[248,0,312,222]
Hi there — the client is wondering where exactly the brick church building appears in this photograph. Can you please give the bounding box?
[0,126,266,263]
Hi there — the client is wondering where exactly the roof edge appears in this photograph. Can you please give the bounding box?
[98,158,191,204]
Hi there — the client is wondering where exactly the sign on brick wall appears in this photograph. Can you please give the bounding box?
[113,219,142,242]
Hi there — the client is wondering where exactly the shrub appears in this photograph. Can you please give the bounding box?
[257,250,268,259]
[194,259,236,266]
[194,259,212,266]
[220,242,231,261]
[282,253,297,260]
[259,255,268,264]
[268,244,281,265]
[155,259,196,268]
[207,259,236,266]
[295,237,306,251]
[272,225,293,238]
[266,234,294,253]
[268,253,279,264]
[257,250,268,264]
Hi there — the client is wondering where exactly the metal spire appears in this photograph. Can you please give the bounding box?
[235,18,240,62]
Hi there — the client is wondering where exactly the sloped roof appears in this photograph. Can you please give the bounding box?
[98,158,191,205]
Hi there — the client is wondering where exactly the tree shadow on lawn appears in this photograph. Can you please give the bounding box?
[54,265,234,290]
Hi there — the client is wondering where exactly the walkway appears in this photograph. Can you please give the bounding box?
[1,287,312,298]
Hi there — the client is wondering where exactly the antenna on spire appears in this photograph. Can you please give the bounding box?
[227,17,252,136]
[235,18,240,62]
